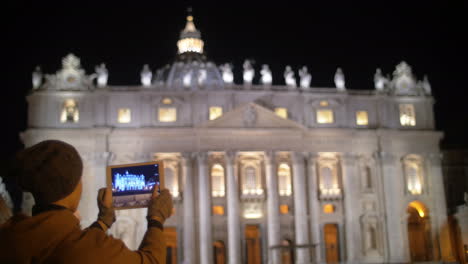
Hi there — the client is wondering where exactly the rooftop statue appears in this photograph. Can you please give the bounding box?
[260,64,272,86]
[374,68,388,92]
[32,66,42,90]
[198,68,207,86]
[422,75,431,95]
[243,60,255,86]
[334,67,346,91]
[298,66,312,90]
[95,63,108,87]
[219,63,234,84]
[183,69,193,88]
[284,65,297,88]
[141,64,152,87]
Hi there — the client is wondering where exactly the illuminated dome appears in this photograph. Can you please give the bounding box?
[154,13,224,90]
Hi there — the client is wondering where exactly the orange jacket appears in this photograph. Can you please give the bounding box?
[0,207,166,264]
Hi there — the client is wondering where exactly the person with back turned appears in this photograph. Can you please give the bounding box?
[0,140,173,263]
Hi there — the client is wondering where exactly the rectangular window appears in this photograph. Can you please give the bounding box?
[356,111,369,126]
[399,104,416,126]
[60,99,79,123]
[280,205,289,214]
[317,109,334,124]
[118,108,131,123]
[212,206,224,215]
[158,107,177,122]
[209,106,223,120]
[274,107,288,119]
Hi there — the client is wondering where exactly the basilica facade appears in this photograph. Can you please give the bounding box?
[22,15,454,264]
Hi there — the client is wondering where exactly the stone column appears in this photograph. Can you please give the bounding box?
[225,151,241,264]
[182,152,196,264]
[197,152,213,264]
[427,153,455,262]
[306,153,321,262]
[379,152,408,262]
[291,152,311,264]
[341,153,361,261]
[265,151,281,264]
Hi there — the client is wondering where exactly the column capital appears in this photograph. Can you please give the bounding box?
[225,150,237,165]
[426,152,443,162]
[341,152,359,165]
[306,152,320,162]
[181,152,193,166]
[291,151,306,165]
[375,151,396,163]
[264,150,276,164]
[195,151,208,163]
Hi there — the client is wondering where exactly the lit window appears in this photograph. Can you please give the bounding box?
[165,167,179,197]
[316,109,334,124]
[399,104,416,126]
[404,156,424,195]
[275,107,288,119]
[323,204,335,214]
[280,205,289,214]
[278,163,292,196]
[158,107,177,122]
[209,106,223,120]
[162,98,172,105]
[118,108,131,123]
[319,164,341,199]
[211,164,225,197]
[213,206,224,215]
[242,166,263,195]
[60,99,79,123]
[320,100,329,107]
[356,111,369,126]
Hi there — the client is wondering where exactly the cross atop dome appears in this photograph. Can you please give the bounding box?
[177,8,204,55]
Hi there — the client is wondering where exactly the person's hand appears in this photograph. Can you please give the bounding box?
[97,187,115,228]
[147,187,173,224]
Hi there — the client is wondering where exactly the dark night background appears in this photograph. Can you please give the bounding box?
[2,1,467,162]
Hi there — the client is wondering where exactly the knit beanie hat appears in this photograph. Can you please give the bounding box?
[14,140,83,205]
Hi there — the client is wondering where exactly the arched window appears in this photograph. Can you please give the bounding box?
[319,162,340,198]
[242,166,262,195]
[278,163,292,196]
[211,164,225,197]
[165,167,178,197]
[60,99,79,123]
[404,155,424,195]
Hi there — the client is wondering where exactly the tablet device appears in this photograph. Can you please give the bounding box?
[107,161,164,209]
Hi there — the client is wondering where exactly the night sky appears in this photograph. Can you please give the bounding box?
[3,1,467,161]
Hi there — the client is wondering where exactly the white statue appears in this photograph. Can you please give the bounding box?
[183,69,193,87]
[422,75,431,95]
[32,66,42,89]
[198,69,207,86]
[219,63,234,84]
[243,60,255,85]
[298,66,312,89]
[374,68,388,92]
[260,64,272,86]
[284,65,296,88]
[140,64,152,87]
[95,63,108,87]
[334,67,346,91]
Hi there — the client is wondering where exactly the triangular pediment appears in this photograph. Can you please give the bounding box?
[198,102,305,129]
